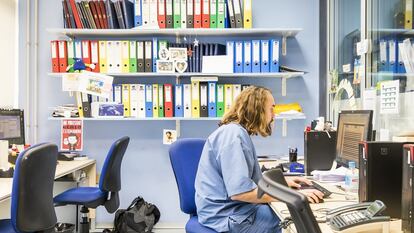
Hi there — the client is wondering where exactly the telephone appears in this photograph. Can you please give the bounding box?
[328,200,390,232]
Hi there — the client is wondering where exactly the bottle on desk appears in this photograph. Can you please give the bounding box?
[344,161,359,193]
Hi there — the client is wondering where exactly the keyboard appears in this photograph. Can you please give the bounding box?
[300,181,332,198]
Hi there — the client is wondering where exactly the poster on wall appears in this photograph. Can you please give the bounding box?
[61,119,83,151]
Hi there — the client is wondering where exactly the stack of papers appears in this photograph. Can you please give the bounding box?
[311,167,348,182]
[51,104,79,118]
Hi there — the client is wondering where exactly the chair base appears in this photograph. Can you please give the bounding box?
[79,206,90,233]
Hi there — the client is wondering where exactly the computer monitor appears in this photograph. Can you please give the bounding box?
[335,110,373,168]
[0,109,25,145]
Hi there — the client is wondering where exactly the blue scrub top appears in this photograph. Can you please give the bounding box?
[195,123,263,232]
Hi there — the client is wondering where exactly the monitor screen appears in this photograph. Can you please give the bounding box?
[336,110,373,168]
[0,109,25,145]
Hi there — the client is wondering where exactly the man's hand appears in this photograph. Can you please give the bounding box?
[284,176,313,188]
[298,189,325,203]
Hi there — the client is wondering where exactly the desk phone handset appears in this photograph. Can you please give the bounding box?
[328,200,390,232]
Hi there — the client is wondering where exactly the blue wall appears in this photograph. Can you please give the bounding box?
[20,0,319,226]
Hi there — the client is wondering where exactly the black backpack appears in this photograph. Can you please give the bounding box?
[112,196,161,233]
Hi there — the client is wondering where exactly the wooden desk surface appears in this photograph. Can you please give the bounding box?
[0,159,96,202]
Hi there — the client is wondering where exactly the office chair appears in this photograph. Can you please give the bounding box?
[54,136,130,233]
[169,138,218,233]
[257,169,322,233]
[0,143,58,233]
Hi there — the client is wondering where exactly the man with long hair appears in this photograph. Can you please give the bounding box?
[195,86,324,233]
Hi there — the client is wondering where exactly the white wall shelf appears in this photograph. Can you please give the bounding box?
[46,28,302,55]
[49,72,305,96]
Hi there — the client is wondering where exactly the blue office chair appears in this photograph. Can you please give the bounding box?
[169,138,218,233]
[54,136,130,233]
[0,143,58,233]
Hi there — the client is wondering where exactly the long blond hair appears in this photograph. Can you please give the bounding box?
[219,86,273,136]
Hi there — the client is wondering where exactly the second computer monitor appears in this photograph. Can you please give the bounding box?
[336,110,373,168]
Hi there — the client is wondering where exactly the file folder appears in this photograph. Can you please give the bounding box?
[67,40,75,72]
[227,0,235,28]
[260,40,270,72]
[200,82,208,117]
[137,84,146,118]
[76,92,84,118]
[142,0,150,26]
[164,84,174,117]
[82,40,92,71]
[180,0,187,28]
[130,84,139,117]
[158,84,165,117]
[122,84,131,117]
[152,84,159,118]
[252,40,261,73]
[235,41,243,73]
[210,0,217,28]
[201,0,210,28]
[186,0,194,28]
[208,82,216,117]
[232,84,241,100]
[57,40,67,73]
[134,0,143,27]
[90,40,100,72]
[243,0,252,28]
[98,40,107,73]
[82,93,92,117]
[216,0,225,28]
[194,0,202,28]
[121,40,130,73]
[379,39,388,72]
[405,0,413,29]
[166,0,173,28]
[50,40,59,73]
[226,41,235,72]
[398,42,406,73]
[122,0,134,28]
[107,41,122,73]
[174,84,184,117]
[129,41,137,72]
[145,84,153,117]
[153,38,158,72]
[74,40,82,61]
[157,0,166,28]
[216,84,224,117]
[243,40,252,73]
[270,39,280,72]
[173,0,181,28]
[224,84,233,114]
[388,39,397,73]
[149,0,158,26]
[144,40,153,72]
[232,0,242,28]
[191,81,200,118]
[113,84,122,103]
[137,41,145,72]
[183,84,192,117]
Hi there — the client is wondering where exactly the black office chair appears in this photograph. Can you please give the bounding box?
[257,169,322,233]
[54,136,130,233]
[0,143,58,233]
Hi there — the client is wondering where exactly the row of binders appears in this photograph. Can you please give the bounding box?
[51,39,280,73]
[76,82,250,118]
[63,0,252,29]
[378,39,407,73]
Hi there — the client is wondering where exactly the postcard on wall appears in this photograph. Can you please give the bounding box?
[380,80,399,114]
[61,119,83,151]
[163,129,177,145]
[78,72,114,98]
[62,73,80,92]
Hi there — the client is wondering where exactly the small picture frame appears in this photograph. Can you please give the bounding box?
[156,60,175,73]
[158,47,170,61]
[174,60,188,73]
[169,47,188,61]
[163,129,177,145]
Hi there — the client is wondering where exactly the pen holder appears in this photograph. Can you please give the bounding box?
[289,151,297,162]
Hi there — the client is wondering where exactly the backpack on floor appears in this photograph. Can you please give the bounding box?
[113,196,161,233]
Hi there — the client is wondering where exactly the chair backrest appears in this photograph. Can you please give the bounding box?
[99,136,130,192]
[169,138,206,215]
[258,169,322,233]
[11,143,58,232]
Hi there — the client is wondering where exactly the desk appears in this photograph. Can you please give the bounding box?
[0,159,96,218]
[269,183,403,233]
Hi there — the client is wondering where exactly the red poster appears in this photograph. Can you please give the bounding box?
[61,119,83,151]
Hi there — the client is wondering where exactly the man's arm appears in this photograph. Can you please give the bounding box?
[231,188,277,204]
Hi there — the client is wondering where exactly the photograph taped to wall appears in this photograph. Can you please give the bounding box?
[61,119,83,151]
[163,129,177,145]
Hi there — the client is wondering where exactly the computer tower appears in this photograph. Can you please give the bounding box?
[304,131,337,176]
[402,144,414,233]
[358,141,408,218]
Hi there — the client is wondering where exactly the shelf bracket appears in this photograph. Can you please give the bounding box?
[282,119,288,137]
[282,36,287,56]
[281,77,287,96]
[176,120,181,138]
